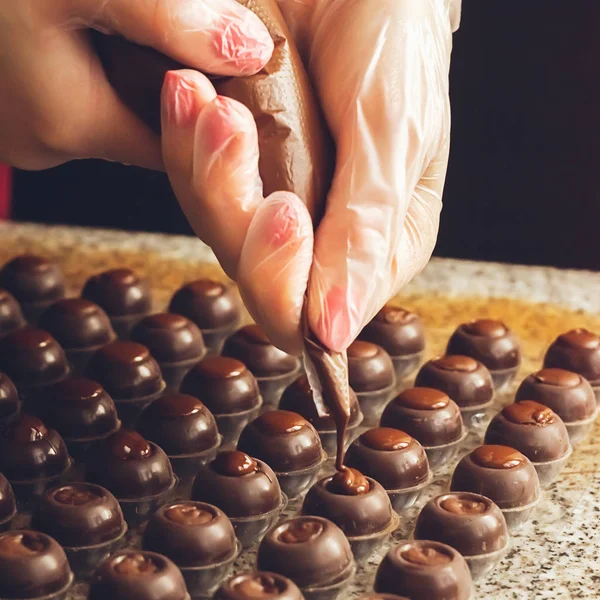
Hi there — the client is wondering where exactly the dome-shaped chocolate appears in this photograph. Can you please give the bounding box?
[85,341,164,399]
[215,572,304,600]
[143,501,237,567]
[237,411,323,473]
[544,329,600,385]
[85,429,174,499]
[0,288,26,338]
[32,483,125,547]
[38,298,115,350]
[0,473,16,527]
[169,279,240,331]
[0,371,19,421]
[137,393,219,456]
[257,516,354,589]
[192,451,281,518]
[345,428,430,491]
[0,327,69,386]
[0,414,71,481]
[0,530,72,598]
[181,357,260,415]
[222,325,299,378]
[347,341,395,393]
[89,550,188,600]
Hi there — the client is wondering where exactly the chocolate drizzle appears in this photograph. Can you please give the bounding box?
[302,310,350,471]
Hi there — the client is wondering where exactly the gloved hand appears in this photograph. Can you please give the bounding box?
[0,0,273,171]
[162,0,453,354]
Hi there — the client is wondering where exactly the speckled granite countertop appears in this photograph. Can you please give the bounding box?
[2,222,600,600]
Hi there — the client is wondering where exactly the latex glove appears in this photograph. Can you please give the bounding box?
[0,0,272,171]
[162,0,452,354]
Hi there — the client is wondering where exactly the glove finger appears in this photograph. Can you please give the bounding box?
[67,0,273,76]
[238,191,313,354]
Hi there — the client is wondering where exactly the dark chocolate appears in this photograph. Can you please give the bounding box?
[237,411,323,473]
[414,492,508,557]
[516,368,596,422]
[347,341,395,392]
[374,540,473,600]
[257,516,354,589]
[543,329,600,384]
[223,325,300,378]
[85,341,164,399]
[191,451,281,518]
[82,268,152,317]
[32,483,125,547]
[415,355,494,408]
[0,414,71,481]
[484,401,570,462]
[0,531,72,598]
[358,306,425,357]
[0,288,26,338]
[279,376,362,431]
[89,550,189,600]
[380,388,464,447]
[137,393,219,456]
[0,473,16,525]
[169,280,240,330]
[302,469,393,537]
[39,377,119,440]
[215,571,304,600]
[131,313,205,364]
[450,445,540,509]
[0,327,69,386]
[0,255,65,305]
[181,357,260,415]
[345,428,430,491]
[446,319,521,371]
[38,298,116,350]
[0,371,19,421]
[85,429,174,499]
[143,501,237,567]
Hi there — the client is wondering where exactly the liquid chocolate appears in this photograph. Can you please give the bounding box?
[215,571,305,600]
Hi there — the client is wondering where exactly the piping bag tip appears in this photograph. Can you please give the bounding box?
[301,303,351,471]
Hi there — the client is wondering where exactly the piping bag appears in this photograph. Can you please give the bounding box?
[92,0,351,467]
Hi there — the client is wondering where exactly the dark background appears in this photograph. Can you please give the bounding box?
[11,1,600,270]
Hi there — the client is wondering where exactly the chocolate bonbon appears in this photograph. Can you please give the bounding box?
[38,377,120,457]
[32,483,127,578]
[237,411,325,500]
[0,371,19,423]
[215,572,305,600]
[222,325,301,407]
[516,368,598,444]
[131,313,206,390]
[137,393,221,481]
[414,492,509,580]
[0,414,71,504]
[192,451,285,548]
[358,305,425,383]
[0,473,16,532]
[374,540,474,600]
[0,254,66,324]
[0,288,26,338]
[302,468,398,560]
[484,400,572,486]
[257,516,355,596]
[415,355,494,428]
[181,357,262,446]
[143,501,240,595]
[82,268,152,339]
[0,530,74,599]
[279,376,363,457]
[169,279,241,355]
[345,427,432,512]
[85,340,166,427]
[89,550,190,600]
[380,388,466,470]
[38,298,116,374]
[84,429,176,527]
[446,319,521,390]
[544,329,600,401]
[450,445,541,531]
